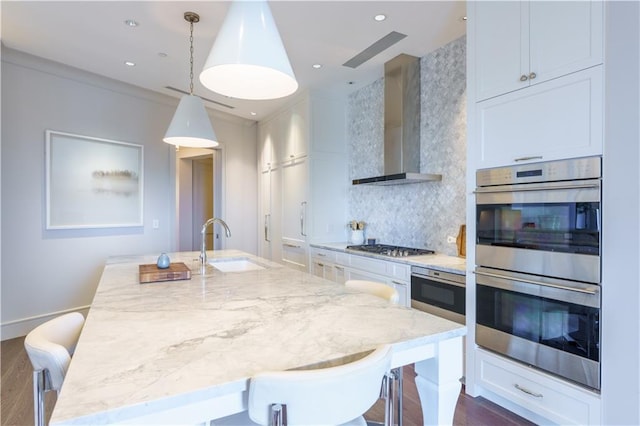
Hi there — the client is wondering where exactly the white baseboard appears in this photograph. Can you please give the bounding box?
[1,306,90,341]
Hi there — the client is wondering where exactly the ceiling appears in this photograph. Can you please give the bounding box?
[1,1,467,121]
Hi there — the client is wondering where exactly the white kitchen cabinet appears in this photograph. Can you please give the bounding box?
[311,260,335,281]
[475,66,603,168]
[258,167,282,263]
[280,98,309,162]
[310,247,338,282]
[468,0,604,169]
[281,158,308,271]
[261,98,309,170]
[258,116,281,173]
[475,349,601,425]
[466,1,606,415]
[257,92,347,270]
[309,247,411,307]
[259,170,271,258]
[472,0,603,102]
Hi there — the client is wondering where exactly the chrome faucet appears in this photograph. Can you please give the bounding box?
[199,218,231,266]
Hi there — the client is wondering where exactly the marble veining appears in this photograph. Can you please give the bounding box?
[51,250,466,425]
[347,36,467,255]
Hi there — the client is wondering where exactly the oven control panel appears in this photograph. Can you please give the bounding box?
[476,156,601,187]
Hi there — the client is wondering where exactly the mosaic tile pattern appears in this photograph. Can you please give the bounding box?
[347,36,467,256]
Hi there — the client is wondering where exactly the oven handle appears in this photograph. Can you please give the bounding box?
[474,182,599,194]
[474,270,598,295]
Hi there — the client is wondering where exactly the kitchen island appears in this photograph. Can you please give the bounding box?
[50,250,466,425]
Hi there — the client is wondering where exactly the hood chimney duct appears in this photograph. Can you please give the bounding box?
[353,54,442,185]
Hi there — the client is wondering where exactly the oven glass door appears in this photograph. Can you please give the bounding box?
[477,282,600,362]
[476,180,601,283]
[477,200,600,255]
[411,276,465,316]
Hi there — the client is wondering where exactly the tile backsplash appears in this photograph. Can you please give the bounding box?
[347,36,467,256]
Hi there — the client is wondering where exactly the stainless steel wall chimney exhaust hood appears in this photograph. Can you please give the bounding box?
[352,54,442,186]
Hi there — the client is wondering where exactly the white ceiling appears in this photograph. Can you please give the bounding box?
[1,1,467,121]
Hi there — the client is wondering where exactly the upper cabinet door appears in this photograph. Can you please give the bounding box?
[529,1,603,85]
[280,98,309,162]
[258,120,271,172]
[473,0,603,102]
[258,118,280,172]
[473,1,528,102]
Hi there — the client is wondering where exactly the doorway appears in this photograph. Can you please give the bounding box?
[192,158,214,250]
[176,148,223,252]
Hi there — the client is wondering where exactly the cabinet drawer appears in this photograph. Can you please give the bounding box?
[349,255,388,276]
[282,239,307,271]
[476,349,600,425]
[348,255,410,282]
[309,247,336,262]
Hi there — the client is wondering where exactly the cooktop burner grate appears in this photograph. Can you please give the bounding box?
[346,244,435,257]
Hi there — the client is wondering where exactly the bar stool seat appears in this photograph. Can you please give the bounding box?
[24,312,85,426]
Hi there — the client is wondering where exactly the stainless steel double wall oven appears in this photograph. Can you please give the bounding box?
[474,157,601,390]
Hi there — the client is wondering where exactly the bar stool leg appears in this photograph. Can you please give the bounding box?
[382,373,391,426]
[33,370,45,426]
[397,367,403,426]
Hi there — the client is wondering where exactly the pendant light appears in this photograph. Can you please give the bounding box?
[199,0,298,100]
[164,12,218,148]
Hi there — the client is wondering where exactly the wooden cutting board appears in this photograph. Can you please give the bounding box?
[139,262,191,284]
[456,225,466,258]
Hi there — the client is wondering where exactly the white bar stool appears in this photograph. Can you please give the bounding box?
[212,345,393,426]
[24,312,85,426]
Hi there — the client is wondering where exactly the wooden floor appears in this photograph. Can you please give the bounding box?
[1,337,534,425]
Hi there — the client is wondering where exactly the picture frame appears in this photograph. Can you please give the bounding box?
[45,130,144,229]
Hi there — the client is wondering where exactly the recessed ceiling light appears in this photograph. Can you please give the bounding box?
[461,16,468,22]
[124,19,139,27]
[124,61,136,67]
[374,14,386,22]
[312,64,322,69]
[158,52,168,58]
[250,112,257,116]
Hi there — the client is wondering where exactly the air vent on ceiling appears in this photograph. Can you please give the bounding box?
[164,86,235,109]
[342,31,407,69]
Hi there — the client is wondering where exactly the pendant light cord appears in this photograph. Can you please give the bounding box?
[189,19,194,96]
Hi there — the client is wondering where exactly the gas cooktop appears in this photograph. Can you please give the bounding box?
[346,244,435,258]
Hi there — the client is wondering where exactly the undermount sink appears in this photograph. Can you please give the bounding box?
[209,258,265,272]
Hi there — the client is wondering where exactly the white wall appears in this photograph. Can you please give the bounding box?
[174,127,258,256]
[601,2,640,424]
[0,47,257,339]
[208,119,258,256]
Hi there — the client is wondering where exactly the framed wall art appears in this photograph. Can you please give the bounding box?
[45,130,144,229]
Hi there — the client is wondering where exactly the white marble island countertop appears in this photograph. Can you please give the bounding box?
[51,250,466,425]
[311,242,467,274]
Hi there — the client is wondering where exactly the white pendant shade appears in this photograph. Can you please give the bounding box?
[200,0,298,100]
[163,95,219,148]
